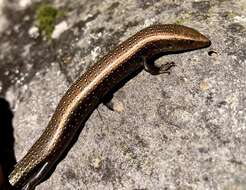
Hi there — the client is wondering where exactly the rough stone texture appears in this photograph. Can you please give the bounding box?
[0,0,245,189]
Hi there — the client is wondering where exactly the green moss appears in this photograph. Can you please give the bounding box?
[226,11,237,19]
[36,4,65,39]
[175,19,186,25]
[175,16,191,25]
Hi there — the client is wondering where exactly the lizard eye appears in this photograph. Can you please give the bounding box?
[186,40,195,44]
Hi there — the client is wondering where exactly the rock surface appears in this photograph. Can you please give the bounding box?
[0,0,245,189]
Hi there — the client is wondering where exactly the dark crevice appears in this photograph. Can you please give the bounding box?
[0,98,16,189]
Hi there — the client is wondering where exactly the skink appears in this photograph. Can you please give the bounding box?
[8,24,211,189]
